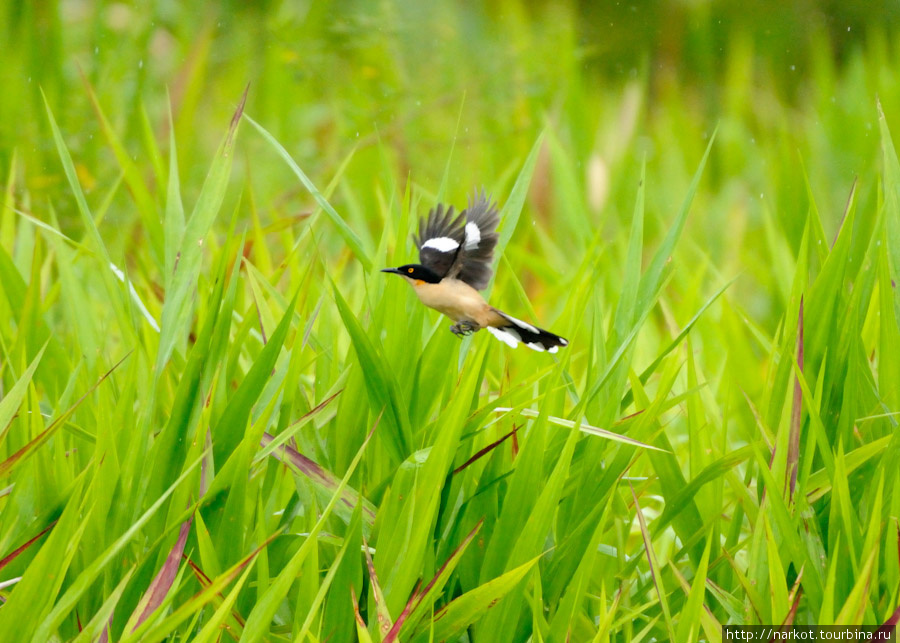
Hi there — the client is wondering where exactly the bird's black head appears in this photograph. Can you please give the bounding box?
[381,264,442,284]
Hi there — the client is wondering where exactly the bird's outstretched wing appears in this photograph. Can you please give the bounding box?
[415,203,465,278]
[446,191,500,290]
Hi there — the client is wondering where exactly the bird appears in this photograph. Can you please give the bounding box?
[381,191,569,353]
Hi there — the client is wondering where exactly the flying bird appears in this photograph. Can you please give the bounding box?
[381,192,568,353]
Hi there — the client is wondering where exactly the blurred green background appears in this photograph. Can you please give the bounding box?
[4,0,900,332]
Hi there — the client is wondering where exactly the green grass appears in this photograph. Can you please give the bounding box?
[2,2,900,641]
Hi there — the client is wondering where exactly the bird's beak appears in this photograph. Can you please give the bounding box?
[381,267,403,275]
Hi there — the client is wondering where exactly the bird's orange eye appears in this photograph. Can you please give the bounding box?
[407,268,414,273]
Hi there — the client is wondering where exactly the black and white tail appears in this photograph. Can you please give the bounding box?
[487,310,569,354]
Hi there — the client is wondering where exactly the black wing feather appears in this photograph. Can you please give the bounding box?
[414,203,465,278]
[448,190,500,290]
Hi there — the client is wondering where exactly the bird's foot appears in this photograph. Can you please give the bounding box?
[450,320,478,338]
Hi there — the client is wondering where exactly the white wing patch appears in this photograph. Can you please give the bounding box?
[422,236,460,252]
[464,221,481,250]
[487,326,520,348]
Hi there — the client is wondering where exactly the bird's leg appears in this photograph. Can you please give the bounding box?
[450,320,478,337]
